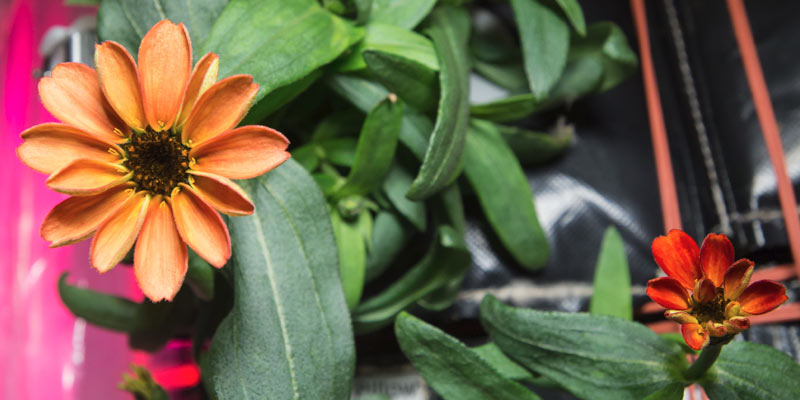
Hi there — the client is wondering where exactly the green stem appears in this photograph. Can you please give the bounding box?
[683,342,723,380]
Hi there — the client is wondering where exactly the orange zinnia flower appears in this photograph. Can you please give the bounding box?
[17,20,289,301]
[646,230,788,350]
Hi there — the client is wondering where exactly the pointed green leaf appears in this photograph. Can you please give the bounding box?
[589,226,632,320]
[336,23,439,72]
[700,341,800,399]
[464,120,548,270]
[570,22,638,93]
[497,123,573,165]
[480,295,688,400]
[204,159,354,399]
[364,50,438,111]
[395,313,541,400]
[383,164,426,231]
[406,6,471,200]
[97,0,228,60]
[553,0,586,36]
[334,96,404,200]
[331,209,368,310]
[471,343,534,382]
[470,94,538,122]
[510,0,570,99]
[58,273,144,332]
[365,211,411,282]
[370,0,436,29]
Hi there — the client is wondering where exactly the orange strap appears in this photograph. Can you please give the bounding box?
[726,0,800,278]
[630,0,683,232]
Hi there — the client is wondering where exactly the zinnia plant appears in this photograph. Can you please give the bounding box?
[647,230,788,350]
[17,20,289,301]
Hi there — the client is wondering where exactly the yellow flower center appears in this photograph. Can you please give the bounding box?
[692,289,730,325]
[123,127,190,196]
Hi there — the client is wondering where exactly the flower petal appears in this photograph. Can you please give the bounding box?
[18,123,122,174]
[90,191,150,273]
[188,170,254,216]
[681,323,709,350]
[693,278,716,303]
[189,125,289,179]
[646,277,691,310]
[699,233,734,287]
[724,317,750,334]
[41,183,135,247]
[46,159,131,195]
[738,280,788,315]
[95,41,147,130]
[134,198,188,302]
[38,63,128,143]
[665,310,697,324]
[181,75,259,147]
[651,229,702,289]
[723,259,754,300]
[138,20,192,131]
[171,184,230,267]
[176,52,219,129]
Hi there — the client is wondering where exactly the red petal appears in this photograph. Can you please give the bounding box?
[693,278,716,303]
[724,317,750,334]
[651,229,702,289]
[681,323,709,350]
[699,233,734,287]
[646,277,691,310]
[723,259,754,300]
[738,280,788,315]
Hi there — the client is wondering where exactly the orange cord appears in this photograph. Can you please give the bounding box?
[726,0,800,279]
[630,0,683,232]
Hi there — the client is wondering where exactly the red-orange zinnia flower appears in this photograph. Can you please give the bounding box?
[646,230,788,350]
[17,20,290,301]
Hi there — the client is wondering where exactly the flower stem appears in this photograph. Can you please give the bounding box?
[683,343,723,380]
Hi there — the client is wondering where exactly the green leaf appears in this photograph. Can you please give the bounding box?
[589,226,632,320]
[334,95,404,200]
[510,0,570,99]
[497,123,573,165]
[186,249,215,301]
[119,365,169,400]
[700,341,800,399]
[326,75,431,159]
[320,138,358,168]
[470,94,538,123]
[383,164,426,231]
[570,22,638,93]
[202,0,363,104]
[470,9,520,64]
[369,0,436,29]
[553,0,586,36]
[643,383,686,400]
[406,6,471,200]
[364,50,438,111]
[471,343,534,382]
[464,120,548,270]
[472,60,529,92]
[548,55,604,103]
[204,159,354,400]
[365,211,411,282]
[395,313,541,400]
[66,0,99,5]
[353,0,372,24]
[58,273,143,332]
[331,208,368,310]
[240,70,321,125]
[97,0,228,60]
[354,225,470,333]
[336,23,439,72]
[480,295,689,400]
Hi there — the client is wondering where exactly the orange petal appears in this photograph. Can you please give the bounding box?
[46,159,131,195]
[705,321,727,337]
[138,20,192,131]
[38,63,128,143]
[665,310,697,325]
[18,123,122,174]
[41,183,134,247]
[189,125,289,179]
[681,323,709,350]
[134,198,188,301]
[171,184,230,267]
[176,52,219,129]
[181,75,259,147]
[738,280,788,315]
[724,316,750,334]
[95,41,147,131]
[699,233,734,287]
[693,278,716,303]
[723,259,754,300]
[646,277,691,310]
[90,191,150,273]
[188,170,254,216]
[651,229,702,289]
